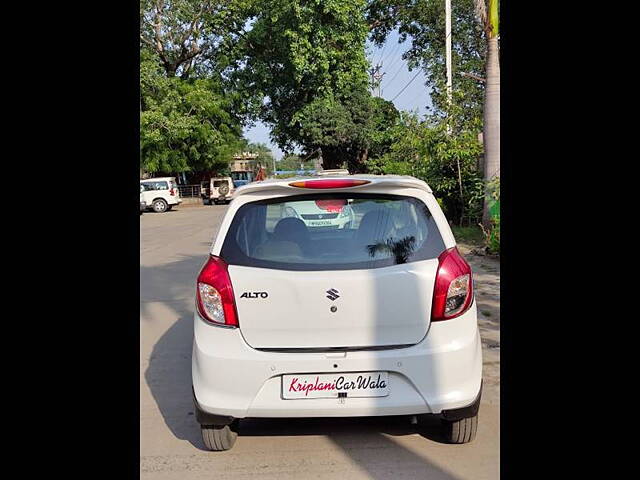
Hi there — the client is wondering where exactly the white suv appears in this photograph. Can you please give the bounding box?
[140,177,182,213]
[201,177,235,205]
[192,175,482,450]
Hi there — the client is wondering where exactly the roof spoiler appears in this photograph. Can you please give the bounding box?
[234,176,432,196]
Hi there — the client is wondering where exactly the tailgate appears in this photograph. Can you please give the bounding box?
[229,260,438,349]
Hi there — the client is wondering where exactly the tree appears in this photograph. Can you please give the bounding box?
[245,142,275,175]
[367,0,486,128]
[367,0,498,226]
[139,0,252,78]
[235,0,376,167]
[474,0,500,226]
[277,154,315,172]
[140,49,245,175]
[294,89,400,171]
[366,111,484,224]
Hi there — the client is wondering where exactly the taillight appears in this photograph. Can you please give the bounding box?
[170,188,176,196]
[431,247,474,321]
[196,256,239,327]
[289,179,370,189]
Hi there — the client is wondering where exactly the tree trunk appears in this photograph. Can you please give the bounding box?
[482,35,500,227]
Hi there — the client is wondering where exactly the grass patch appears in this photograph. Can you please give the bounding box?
[451,225,484,247]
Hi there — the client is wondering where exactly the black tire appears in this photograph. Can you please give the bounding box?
[442,414,478,444]
[201,422,238,451]
[152,199,168,213]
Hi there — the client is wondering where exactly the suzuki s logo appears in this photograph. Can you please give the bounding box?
[240,292,268,299]
[326,288,340,301]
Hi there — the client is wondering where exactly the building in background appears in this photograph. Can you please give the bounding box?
[230,152,259,183]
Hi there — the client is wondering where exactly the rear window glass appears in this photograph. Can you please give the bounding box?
[141,181,168,191]
[221,193,445,271]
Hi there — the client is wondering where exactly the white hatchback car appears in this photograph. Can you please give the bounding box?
[192,175,482,450]
[280,199,355,230]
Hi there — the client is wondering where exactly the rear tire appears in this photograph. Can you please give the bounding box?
[152,199,168,213]
[201,422,238,451]
[442,414,478,444]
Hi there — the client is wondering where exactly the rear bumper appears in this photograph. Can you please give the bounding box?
[192,302,482,420]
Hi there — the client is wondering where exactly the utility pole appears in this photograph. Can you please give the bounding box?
[369,63,385,97]
[445,0,452,104]
[446,0,463,224]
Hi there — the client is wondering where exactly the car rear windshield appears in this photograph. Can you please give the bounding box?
[220,193,445,271]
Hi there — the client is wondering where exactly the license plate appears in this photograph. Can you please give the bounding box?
[282,372,389,399]
[308,220,333,226]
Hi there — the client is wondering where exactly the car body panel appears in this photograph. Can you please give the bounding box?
[193,300,481,418]
[230,259,437,349]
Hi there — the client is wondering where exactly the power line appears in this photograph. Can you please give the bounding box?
[382,59,406,90]
[381,41,403,68]
[390,70,422,102]
[382,43,404,73]
[375,40,388,66]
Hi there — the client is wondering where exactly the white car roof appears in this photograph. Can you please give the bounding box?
[234,174,432,197]
[140,177,175,182]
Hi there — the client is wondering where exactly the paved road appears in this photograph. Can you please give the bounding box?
[140,205,500,480]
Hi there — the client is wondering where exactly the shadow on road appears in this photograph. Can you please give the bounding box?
[142,255,207,449]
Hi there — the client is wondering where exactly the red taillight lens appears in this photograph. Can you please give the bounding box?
[431,247,474,321]
[196,256,239,327]
[170,188,176,196]
[289,179,370,189]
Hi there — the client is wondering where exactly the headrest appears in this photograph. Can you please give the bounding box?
[273,217,310,245]
[354,209,393,244]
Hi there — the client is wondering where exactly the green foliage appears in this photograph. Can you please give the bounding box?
[237,0,389,167]
[245,142,275,175]
[366,112,484,224]
[140,0,253,78]
[483,215,500,254]
[295,89,400,171]
[451,225,484,246]
[368,0,486,128]
[481,176,500,254]
[277,154,316,172]
[489,0,499,37]
[140,49,244,175]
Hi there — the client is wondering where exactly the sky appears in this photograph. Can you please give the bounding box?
[243,30,432,160]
